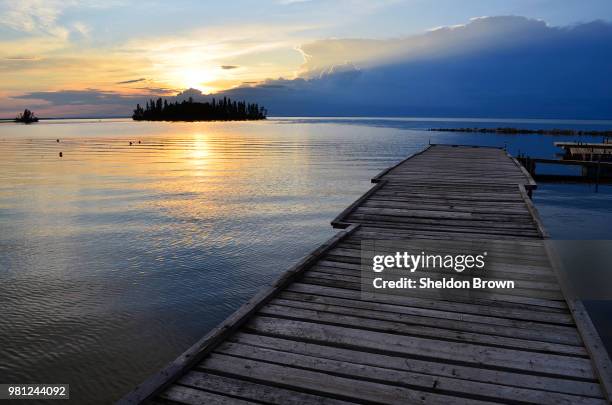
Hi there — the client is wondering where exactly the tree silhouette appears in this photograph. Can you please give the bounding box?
[15,109,39,123]
[132,97,267,121]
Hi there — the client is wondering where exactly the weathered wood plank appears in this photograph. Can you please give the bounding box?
[200,353,495,405]
[232,333,604,398]
[299,276,571,313]
[245,317,596,379]
[305,269,566,300]
[159,385,257,405]
[312,263,561,290]
[261,301,586,355]
[278,291,582,345]
[216,341,604,405]
[288,282,574,324]
[177,371,353,405]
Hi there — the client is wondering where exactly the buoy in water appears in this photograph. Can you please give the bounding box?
[59,152,63,157]
[56,139,60,143]
[138,140,141,144]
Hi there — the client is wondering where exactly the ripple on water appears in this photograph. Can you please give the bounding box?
[1,118,611,403]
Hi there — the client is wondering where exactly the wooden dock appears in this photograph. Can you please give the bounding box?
[121,144,612,404]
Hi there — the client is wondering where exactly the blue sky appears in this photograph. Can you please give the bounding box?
[51,0,612,39]
[1,0,611,117]
[47,0,612,39]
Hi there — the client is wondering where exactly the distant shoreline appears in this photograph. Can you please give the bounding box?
[429,127,612,136]
[2,117,612,133]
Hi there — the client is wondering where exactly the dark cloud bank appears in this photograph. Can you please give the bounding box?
[217,16,612,119]
[13,16,612,119]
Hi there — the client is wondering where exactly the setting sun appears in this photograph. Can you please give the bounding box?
[172,68,218,94]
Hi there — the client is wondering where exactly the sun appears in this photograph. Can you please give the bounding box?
[175,68,218,94]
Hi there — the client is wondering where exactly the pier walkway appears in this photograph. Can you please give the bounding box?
[122,145,612,404]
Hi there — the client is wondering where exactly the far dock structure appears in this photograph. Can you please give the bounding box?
[121,145,612,404]
[554,141,612,162]
[518,141,612,183]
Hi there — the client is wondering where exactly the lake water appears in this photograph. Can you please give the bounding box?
[1,117,611,403]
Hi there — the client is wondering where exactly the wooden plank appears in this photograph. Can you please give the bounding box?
[345,214,539,229]
[177,371,353,405]
[304,270,566,301]
[261,301,586,355]
[159,385,257,405]
[353,227,547,246]
[300,275,570,313]
[278,291,582,345]
[312,263,561,290]
[371,145,433,183]
[216,341,604,405]
[354,225,544,242]
[199,353,495,405]
[528,158,612,167]
[353,206,535,222]
[245,317,596,379]
[288,282,574,324]
[232,333,604,398]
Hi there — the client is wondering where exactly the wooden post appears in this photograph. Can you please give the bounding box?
[595,155,601,193]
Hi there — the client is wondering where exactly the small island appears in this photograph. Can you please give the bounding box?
[15,109,39,123]
[132,97,266,121]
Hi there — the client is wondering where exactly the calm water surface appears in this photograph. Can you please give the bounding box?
[1,118,611,403]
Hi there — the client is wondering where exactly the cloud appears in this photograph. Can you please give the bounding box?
[277,0,312,4]
[120,22,312,91]
[217,16,612,119]
[296,16,553,76]
[5,86,181,117]
[71,21,90,38]
[0,1,111,38]
[5,16,612,119]
[0,0,97,42]
[4,56,40,61]
[0,89,132,117]
[134,87,176,94]
[11,89,141,105]
[116,78,147,84]
[0,0,68,36]
[6,88,172,117]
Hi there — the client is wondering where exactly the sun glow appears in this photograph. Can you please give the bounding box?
[175,68,218,94]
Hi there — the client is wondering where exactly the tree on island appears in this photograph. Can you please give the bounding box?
[15,109,39,123]
[132,97,266,121]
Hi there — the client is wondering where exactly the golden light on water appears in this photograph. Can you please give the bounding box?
[191,134,210,161]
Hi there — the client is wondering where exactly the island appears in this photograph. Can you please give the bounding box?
[132,97,266,121]
[15,109,39,123]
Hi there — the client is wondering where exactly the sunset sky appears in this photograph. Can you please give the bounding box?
[2,0,612,118]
